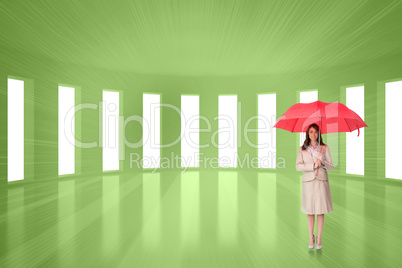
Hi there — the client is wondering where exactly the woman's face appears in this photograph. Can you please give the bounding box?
[309,128,318,142]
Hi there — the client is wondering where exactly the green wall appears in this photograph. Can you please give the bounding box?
[1,46,402,184]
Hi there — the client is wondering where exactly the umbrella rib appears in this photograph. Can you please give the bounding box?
[291,118,299,133]
[344,118,354,132]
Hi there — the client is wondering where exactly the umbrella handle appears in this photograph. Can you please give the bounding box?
[315,160,330,176]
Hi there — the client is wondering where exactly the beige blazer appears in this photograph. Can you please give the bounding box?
[296,144,334,182]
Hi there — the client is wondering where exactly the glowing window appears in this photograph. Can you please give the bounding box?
[218,96,237,168]
[385,81,402,179]
[258,94,276,168]
[299,91,318,147]
[7,78,24,181]
[181,95,199,168]
[103,91,120,171]
[143,94,161,169]
[58,86,75,175]
[346,86,364,175]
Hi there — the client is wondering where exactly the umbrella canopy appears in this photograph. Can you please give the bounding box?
[273,101,367,136]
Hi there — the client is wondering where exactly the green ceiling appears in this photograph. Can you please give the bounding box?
[1,0,401,75]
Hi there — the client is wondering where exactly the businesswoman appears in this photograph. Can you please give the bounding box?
[296,123,334,250]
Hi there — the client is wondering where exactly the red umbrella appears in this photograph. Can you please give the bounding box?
[273,100,367,136]
[274,100,367,176]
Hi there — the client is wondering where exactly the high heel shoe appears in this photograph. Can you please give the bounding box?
[308,234,315,249]
[316,237,322,250]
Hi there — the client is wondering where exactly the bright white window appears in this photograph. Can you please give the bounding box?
[385,81,402,179]
[181,95,199,168]
[300,91,318,147]
[58,86,75,175]
[346,86,364,175]
[218,96,237,167]
[143,94,161,169]
[8,78,24,181]
[258,94,276,168]
[103,91,119,171]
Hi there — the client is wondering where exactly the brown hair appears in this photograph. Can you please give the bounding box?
[301,123,326,150]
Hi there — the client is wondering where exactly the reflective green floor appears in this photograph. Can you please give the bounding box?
[1,170,402,267]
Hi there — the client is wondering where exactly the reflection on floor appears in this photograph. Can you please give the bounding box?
[1,170,401,267]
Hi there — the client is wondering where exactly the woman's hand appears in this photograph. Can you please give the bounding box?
[314,159,322,169]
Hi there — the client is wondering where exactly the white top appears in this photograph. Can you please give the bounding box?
[309,144,320,163]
